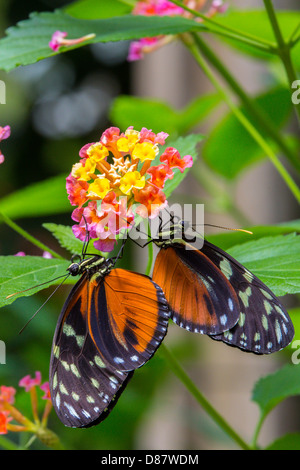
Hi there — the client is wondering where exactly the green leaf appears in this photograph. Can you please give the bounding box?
[161,133,203,198]
[0,256,71,308]
[0,10,205,72]
[252,364,300,418]
[227,233,300,297]
[65,0,132,19]
[0,174,70,219]
[287,307,300,353]
[266,433,300,450]
[214,9,300,59]
[203,87,293,178]
[109,93,221,136]
[43,223,84,255]
[43,223,100,256]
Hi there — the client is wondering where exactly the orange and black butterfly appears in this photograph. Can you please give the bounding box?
[138,217,294,355]
[49,245,170,428]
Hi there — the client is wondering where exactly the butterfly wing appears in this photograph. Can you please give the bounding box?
[201,240,294,354]
[49,273,133,428]
[88,268,170,371]
[152,244,240,335]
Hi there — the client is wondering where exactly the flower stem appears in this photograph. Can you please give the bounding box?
[189,32,300,173]
[0,212,64,259]
[159,343,251,450]
[263,0,300,126]
[183,34,300,204]
[169,0,276,50]
[251,411,266,449]
[144,220,153,276]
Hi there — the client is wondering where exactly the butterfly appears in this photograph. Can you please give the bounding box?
[49,245,170,428]
[136,217,294,355]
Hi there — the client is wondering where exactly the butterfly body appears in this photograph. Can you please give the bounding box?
[50,253,170,428]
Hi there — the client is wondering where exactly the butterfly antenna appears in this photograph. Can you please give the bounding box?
[18,273,70,335]
[6,273,70,299]
[81,216,91,258]
[201,223,253,235]
[115,238,127,264]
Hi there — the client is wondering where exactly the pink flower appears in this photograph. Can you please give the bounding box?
[79,142,96,159]
[66,173,89,207]
[139,127,169,145]
[160,147,193,172]
[49,31,96,52]
[0,125,11,164]
[40,382,51,401]
[133,184,167,218]
[0,386,16,408]
[19,371,41,392]
[209,0,228,14]
[0,411,13,435]
[128,0,227,61]
[49,31,68,51]
[93,234,117,253]
[147,163,174,188]
[133,0,184,16]
[128,37,161,62]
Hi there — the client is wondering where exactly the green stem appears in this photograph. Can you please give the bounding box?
[159,343,251,450]
[263,0,300,125]
[0,435,20,450]
[190,32,300,173]
[0,212,64,259]
[184,34,300,204]
[251,412,266,449]
[288,20,300,46]
[169,0,276,49]
[144,220,153,276]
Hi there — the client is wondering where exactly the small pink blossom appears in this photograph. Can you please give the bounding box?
[128,37,160,62]
[147,163,174,188]
[160,147,193,172]
[19,371,41,392]
[49,30,96,52]
[210,0,228,14]
[128,0,228,61]
[0,411,13,434]
[139,127,169,145]
[40,382,51,401]
[49,31,68,51]
[0,125,11,164]
[0,386,16,408]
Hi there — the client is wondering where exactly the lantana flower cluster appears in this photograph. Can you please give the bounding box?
[67,126,193,252]
[0,371,59,448]
[128,0,228,61]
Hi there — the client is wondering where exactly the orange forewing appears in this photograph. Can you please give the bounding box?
[152,245,240,335]
[87,268,170,371]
